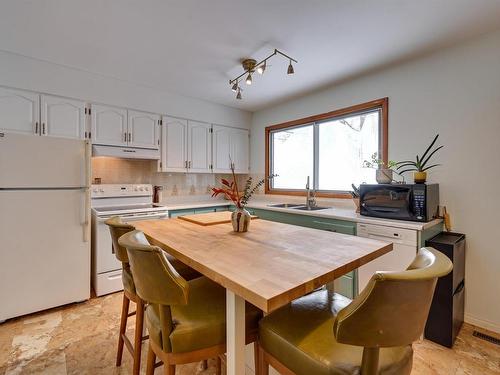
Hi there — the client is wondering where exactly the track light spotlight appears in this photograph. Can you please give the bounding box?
[236,88,242,99]
[245,73,252,85]
[257,61,266,75]
[231,81,238,92]
[287,60,294,75]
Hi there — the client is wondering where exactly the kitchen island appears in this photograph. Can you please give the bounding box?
[133,217,392,375]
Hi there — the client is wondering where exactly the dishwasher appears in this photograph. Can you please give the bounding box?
[357,223,418,294]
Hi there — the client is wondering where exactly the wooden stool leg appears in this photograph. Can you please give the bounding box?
[215,356,222,375]
[164,363,176,375]
[254,342,260,375]
[259,346,269,375]
[146,345,156,375]
[116,293,130,366]
[132,298,145,375]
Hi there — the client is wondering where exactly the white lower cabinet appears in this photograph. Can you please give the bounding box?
[41,95,86,139]
[0,87,40,135]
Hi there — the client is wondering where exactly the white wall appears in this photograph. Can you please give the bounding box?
[0,50,251,129]
[251,30,500,332]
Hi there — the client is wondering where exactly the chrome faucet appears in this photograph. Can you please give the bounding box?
[305,176,317,209]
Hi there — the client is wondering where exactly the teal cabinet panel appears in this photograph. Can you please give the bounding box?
[169,209,195,218]
[194,208,217,214]
[215,206,230,212]
[309,219,356,235]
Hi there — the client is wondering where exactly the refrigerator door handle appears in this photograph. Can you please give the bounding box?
[82,141,91,242]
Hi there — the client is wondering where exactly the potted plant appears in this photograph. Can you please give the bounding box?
[396,134,443,184]
[363,153,398,184]
[212,166,275,232]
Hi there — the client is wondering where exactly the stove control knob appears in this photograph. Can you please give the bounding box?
[144,186,149,191]
[93,188,98,193]
[139,187,144,191]
[99,188,104,193]
[134,187,139,191]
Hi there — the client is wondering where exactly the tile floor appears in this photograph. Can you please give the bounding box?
[0,292,499,374]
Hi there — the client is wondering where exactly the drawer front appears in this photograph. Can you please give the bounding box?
[311,219,356,235]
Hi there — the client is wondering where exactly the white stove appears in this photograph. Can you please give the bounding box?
[91,184,168,296]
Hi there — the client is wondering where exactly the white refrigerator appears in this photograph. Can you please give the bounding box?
[0,132,91,322]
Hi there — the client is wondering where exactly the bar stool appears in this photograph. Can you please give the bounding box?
[105,217,202,375]
[258,247,453,375]
[118,229,263,375]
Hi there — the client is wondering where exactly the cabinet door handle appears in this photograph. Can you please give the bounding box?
[35,122,39,134]
[84,131,88,139]
[188,161,191,168]
[128,133,131,142]
[124,132,127,142]
[42,123,46,135]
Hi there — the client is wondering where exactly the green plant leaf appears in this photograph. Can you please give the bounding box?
[420,145,443,169]
[396,162,417,170]
[422,163,441,171]
[398,168,418,174]
[419,134,439,166]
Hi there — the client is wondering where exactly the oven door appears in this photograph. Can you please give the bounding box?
[94,211,168,274]
[360,185,414,220]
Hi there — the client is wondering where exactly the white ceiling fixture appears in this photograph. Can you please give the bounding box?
[230,49,297,100]
[1,1,500,111]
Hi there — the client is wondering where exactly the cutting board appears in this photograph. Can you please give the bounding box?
[178,211,258,226]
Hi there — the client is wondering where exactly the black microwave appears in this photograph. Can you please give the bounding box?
[359,184,439,222]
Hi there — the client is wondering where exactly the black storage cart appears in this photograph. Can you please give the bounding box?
[424,232,465,347]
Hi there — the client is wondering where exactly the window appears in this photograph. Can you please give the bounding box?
[265,98,388,196]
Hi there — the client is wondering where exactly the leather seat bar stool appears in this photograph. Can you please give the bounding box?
[258,247,453,375]
[119,230,263,375]
[105,217,202,375]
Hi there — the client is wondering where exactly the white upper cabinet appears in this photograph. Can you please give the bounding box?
[0,87,40,135]
[161,116,188,172]
[230,128,250,173]
[91,104,127,146]
[212,125,249,174]
[187,121,212,173]
[212,125,232,173]
[128,110,160,149]
[41,95,86,139]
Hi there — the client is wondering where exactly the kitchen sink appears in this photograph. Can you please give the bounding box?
[268,203,304,208]
[292,206,331,211]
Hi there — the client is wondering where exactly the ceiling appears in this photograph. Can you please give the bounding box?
[1,1,500,112]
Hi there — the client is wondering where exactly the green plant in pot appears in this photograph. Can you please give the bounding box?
[363,153,398,184]
[396,134,443,183]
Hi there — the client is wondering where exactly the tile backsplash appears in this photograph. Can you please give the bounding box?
[91,157,254,197]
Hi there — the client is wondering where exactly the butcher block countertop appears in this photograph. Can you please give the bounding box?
[178,211,258,226]
[133,218,393,313]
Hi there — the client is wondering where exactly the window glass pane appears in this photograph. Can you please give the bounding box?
[318,111,379,191]
[272,125,314,189]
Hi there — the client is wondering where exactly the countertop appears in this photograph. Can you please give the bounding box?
[161,195,442,231]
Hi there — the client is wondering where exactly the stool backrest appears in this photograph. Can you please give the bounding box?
[118,230,189,307]
[334,247,452,348]
[105,216,135,263]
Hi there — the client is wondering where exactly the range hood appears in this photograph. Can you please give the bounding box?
[92,145,160,160]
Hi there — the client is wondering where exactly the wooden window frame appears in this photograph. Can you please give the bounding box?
[265,97,388,198]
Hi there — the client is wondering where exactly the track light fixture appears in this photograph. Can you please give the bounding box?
[229,49,297,100]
